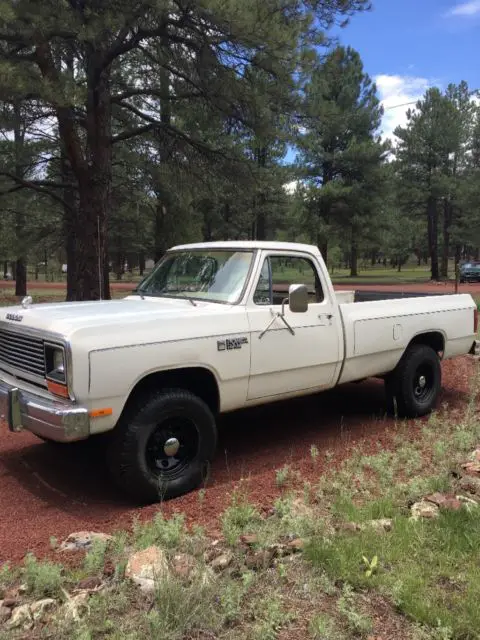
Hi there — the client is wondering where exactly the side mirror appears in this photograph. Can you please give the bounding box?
[288,284,309,313]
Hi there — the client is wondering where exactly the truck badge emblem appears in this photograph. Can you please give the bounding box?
[6,313,23,322]
[217,336,248,351]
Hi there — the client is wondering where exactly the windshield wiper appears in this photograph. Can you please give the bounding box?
[174,292,197,306]
[131,287,197,306]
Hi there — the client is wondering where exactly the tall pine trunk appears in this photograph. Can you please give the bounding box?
[254,146,267,240]
[37,43,112,300]
[13,100,27,297]
[317,162,332,262]
[318,232,328,265]
[62,48,80,302]
[154,63,172,260]
[62,152,79,301]
[427,195,439,280]
[350,232,358,277]
[154,200,168,262]
[441,199,451,280]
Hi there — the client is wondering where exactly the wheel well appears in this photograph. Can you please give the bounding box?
[409,331,445,356]
[123,367,220,416]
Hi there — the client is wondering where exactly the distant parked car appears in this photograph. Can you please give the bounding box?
[460,262,480,283]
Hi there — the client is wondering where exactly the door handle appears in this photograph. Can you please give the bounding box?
[318,313,334,320]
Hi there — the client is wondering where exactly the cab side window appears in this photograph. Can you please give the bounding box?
[253,255,324,306]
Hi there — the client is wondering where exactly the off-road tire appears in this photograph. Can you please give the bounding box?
[385,344,441,419]
[106,388,217,504]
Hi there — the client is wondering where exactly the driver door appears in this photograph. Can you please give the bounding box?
[246,252,341,401]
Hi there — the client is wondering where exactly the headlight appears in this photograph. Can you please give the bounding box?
[44,344,66,384]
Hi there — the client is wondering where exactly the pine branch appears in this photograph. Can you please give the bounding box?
[0,172,75,210]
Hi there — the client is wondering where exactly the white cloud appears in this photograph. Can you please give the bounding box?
[446,0,480,16]
[374,74,434,142]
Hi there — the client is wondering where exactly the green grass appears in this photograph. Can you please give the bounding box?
[23,553,65,598]
[306,509,480,637]
[330,265,434,284]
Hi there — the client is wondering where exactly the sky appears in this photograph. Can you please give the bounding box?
[284,0,479,180]
[337,0,480,141]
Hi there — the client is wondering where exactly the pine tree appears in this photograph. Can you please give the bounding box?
[0,0,370,299]
[394,88,458,281]
[297,46,387,271]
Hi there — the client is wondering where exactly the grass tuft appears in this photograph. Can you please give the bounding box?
[24,553,64,598]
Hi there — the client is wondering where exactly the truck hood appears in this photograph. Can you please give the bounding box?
[0,296,230,339]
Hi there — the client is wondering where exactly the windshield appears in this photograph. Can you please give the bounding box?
[135,250,254,304]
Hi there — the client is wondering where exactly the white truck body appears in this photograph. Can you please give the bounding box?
[0,241,477,501]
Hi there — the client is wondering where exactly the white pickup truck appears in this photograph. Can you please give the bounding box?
[0,241,478,502]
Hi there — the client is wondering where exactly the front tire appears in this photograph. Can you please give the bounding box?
[107,389,217,504]
[385,344,441,419]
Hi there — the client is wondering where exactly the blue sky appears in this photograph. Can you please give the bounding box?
[338,0,480,140]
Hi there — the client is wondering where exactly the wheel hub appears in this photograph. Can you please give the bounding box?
[163,437,180,457]
[146,417,199,479]
[414,369,432,399]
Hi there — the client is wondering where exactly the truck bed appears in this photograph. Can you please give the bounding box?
[336,292,476,385]
[335,289,449,304]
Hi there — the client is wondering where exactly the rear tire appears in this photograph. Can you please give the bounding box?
[385,344,441,419]
[107,388,217,504]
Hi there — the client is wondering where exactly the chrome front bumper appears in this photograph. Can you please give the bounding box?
[0,379,90,442]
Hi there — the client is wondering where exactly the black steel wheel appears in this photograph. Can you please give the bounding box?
[107,388,217,504]
[145,416,199,479]
[385,344,441,419]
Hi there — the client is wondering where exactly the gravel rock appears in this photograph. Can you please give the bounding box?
[171,553,197,580]
[125,546,169,592]
[2,598,19,609]
[30,598,56,620]
[210,551,234,572]
[61,591,91,623]
[286,537,307,552]
[461,461,480,476]
[366,518,393,533]
[76,577,104,592]
[8,604,32,630]
[410,500,439,520]
[59,531,113,552]
[0,605,11,623]
[459,474,480,495]
[245,549,275,570]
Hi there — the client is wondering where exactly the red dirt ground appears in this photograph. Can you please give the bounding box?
[0,357,475,564]
[0,278,478,563]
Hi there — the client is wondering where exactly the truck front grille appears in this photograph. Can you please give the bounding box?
[0,328,46,379]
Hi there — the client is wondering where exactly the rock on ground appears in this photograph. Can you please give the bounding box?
[410,500,439,520]
[59,531,113,552]
[125,546,169,592]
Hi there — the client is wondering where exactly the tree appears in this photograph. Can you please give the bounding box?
[394,89,458,281]
[0,99,61,294]
[296,46,387,272]
[441,83,480,275]
[0,0,370,300]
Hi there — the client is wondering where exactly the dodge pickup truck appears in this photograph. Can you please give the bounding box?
[0,241,478,503]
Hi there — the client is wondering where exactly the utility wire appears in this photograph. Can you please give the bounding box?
[385,89,480,110]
